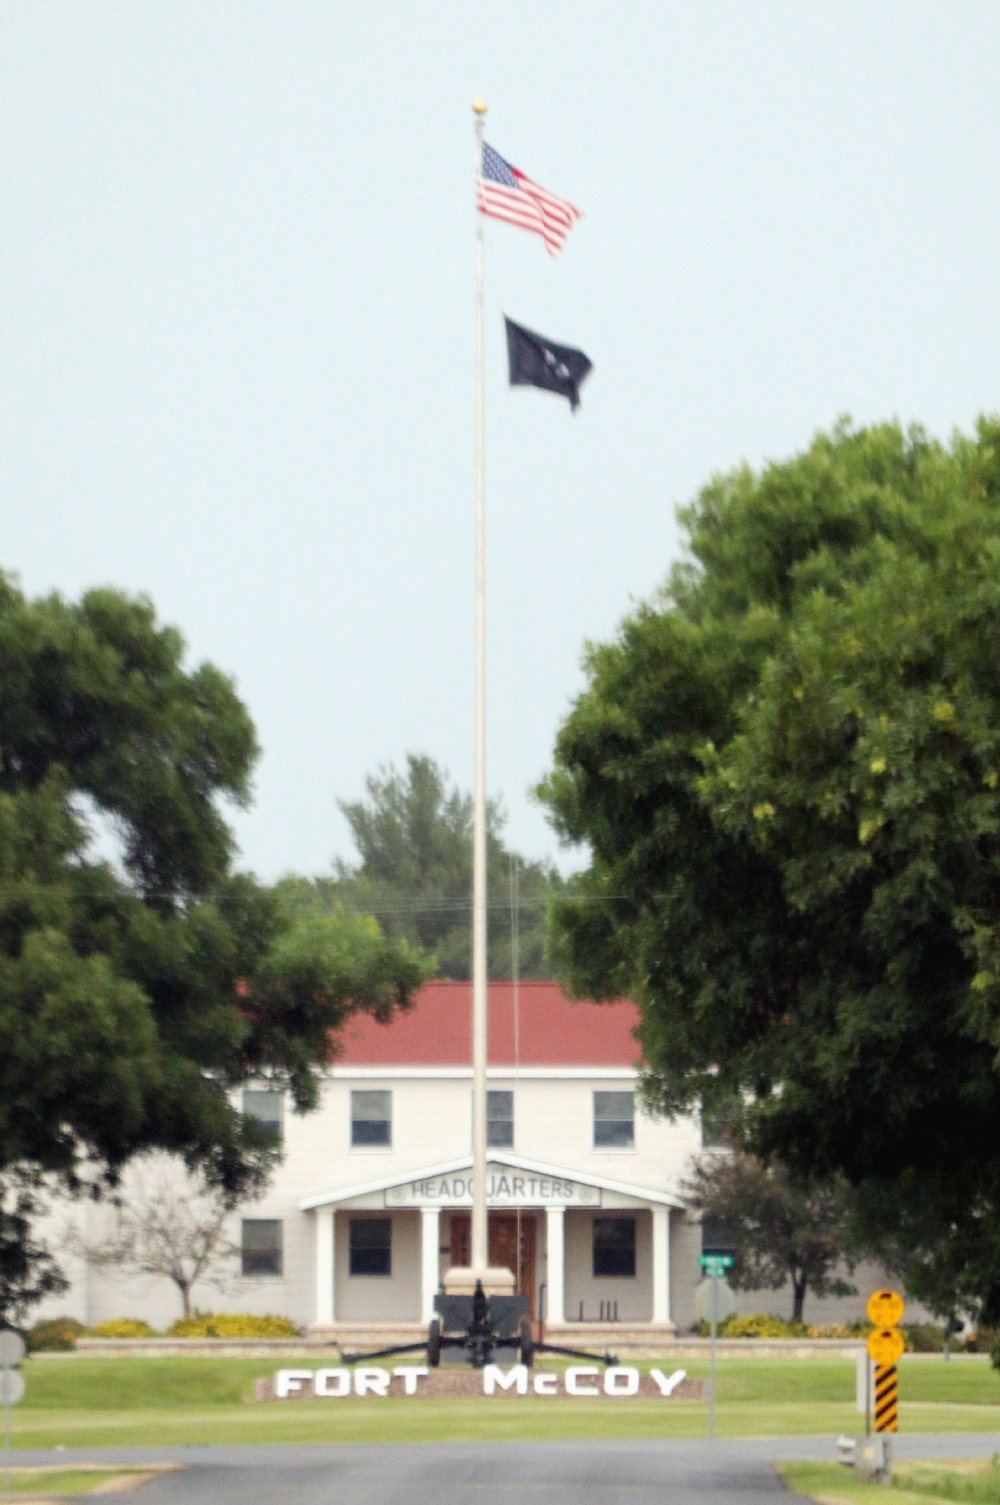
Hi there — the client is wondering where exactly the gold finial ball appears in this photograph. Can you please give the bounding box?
[472,99,488,115]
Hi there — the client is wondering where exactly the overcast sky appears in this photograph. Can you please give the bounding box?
[3,2,999,880]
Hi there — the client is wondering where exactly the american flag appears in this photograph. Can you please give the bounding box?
[477,143,582,257]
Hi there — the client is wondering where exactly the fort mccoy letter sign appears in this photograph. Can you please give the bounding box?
[271,1365,692,1400]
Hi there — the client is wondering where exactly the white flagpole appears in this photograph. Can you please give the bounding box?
[471,98,489,1275]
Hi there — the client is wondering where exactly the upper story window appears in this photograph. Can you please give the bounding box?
[351,1089,392,1148]
[592,1216,636,1277]
[241,1218,283,1277]
[701,1092,739,1149]
[487,1090,514,1148]
[242,1089,284,1143]
[593,1091,635,1149]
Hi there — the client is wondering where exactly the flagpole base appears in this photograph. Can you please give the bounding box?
[442,1265,516,1297]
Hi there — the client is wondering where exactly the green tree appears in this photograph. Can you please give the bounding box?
[684,1152,856,1324]
[541,417,1000,1315]
[0,577,429,1321]
[281,754,563,979]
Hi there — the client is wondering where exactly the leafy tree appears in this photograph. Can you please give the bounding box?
[80,1156,243,1320]
[281,754,563,979]
[0,1175,68,1327]
[684,1152,856,1324]
[541,417,1000,1315]
[0,577,429,1322]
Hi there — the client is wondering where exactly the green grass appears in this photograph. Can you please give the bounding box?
[780,1458,1000,1504]
[8,1354,1000,1449]
[0,1467,157,1495]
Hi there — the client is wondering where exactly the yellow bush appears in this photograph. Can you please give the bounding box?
[87,1319,156,1338]
[166,1311,300,1338]
[720,1313,807,1338]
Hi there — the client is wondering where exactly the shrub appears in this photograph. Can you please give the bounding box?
[26,1317,85,1352]
[166,1311,301,1338]
[903,1324,945,1353]
[87,1319,156,1338]
[960,1325,998,1354]
[721,1313,808,1339]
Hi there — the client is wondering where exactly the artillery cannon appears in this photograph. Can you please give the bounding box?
[342,1279,617,1370]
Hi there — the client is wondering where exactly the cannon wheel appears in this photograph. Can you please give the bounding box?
[427,1318,442,1367]
[519,1316,534,1368]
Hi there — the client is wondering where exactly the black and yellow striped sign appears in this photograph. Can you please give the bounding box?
[874,1363,898,1432]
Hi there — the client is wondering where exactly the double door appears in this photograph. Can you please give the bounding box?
[450,1212,537,1317]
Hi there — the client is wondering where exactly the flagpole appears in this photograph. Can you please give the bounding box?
[471,97,488,1276]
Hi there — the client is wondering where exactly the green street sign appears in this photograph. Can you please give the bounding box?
[700,1253,734,1272]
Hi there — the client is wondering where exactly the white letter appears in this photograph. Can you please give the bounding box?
[565,1365,600,1397]
[604,1366,640,1396]
[533,1372,558,1396]
[393,1365,429,1396]
[314,1368,351,1398]
[483,1364,528,1395]
[275,1369,313,1399]
[650,1367,687,1397]
[354,1366,392,1397]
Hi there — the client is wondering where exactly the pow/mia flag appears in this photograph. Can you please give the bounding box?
[504,317,592,412]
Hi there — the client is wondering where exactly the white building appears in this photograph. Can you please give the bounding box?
[50,982,889,1338]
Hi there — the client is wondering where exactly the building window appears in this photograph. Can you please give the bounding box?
[700,1094,737,1149]
[351,1089,391,1147]
[487,1090,514,1148]
[701,1217,737,1259]
[593,1091,635,1149]
[243,1089,284,1142]
[241,1219,283,1277]
[349,1217,392,1276]
[593,1217,636,1278]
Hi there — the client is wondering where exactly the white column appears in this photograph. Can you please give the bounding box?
[546,1207,565,1325]
[315,1206,335,1327]
[421,1208,441,1322]
[652,1205,670,1324]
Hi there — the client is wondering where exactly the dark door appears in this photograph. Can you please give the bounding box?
[450,1212,537,1316]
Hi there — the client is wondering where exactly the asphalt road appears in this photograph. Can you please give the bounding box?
[13,1435,1000,1504]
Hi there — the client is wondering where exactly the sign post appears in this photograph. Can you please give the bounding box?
[0,1328,26,1496]
[852,1289,904,1483]
[696,1258,736,1441]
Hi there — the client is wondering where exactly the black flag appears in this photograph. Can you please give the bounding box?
[504,317,592,412]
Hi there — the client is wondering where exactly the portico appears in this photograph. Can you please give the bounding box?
[301,1152,683,1337]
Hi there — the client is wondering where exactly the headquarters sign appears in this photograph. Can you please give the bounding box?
[386,1166,600,1208]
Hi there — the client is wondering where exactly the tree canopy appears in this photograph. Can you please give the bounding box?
[684,1152,856,1324]
[280,753,563,979]
[0,578,429,1317]
[541,417,1000,1315]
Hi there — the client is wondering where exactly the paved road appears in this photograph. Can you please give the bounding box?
[12,1435,1000,1504]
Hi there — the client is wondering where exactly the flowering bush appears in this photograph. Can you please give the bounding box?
[88,1319,156,1338]
[693,1313,809,1338]
[26,1317,86,1352]
[722,1313,807,1338]
[166,1311,300,1338]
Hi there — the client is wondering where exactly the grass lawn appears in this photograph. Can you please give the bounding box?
[780,1457,1000,1503]
[8,1354,1000,1449]
[0,1466,170,1496]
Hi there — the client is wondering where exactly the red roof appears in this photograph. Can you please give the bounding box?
[335,981,641,1068]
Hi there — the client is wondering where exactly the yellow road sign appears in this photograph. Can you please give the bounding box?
[874,1363,899,1432]
[866,1288,904,1329]
[867,1327,905,1366]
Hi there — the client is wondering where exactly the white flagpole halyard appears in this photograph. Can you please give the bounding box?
[471,97,489,1275]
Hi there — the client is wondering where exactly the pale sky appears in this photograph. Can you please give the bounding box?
[3,2,999,880]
